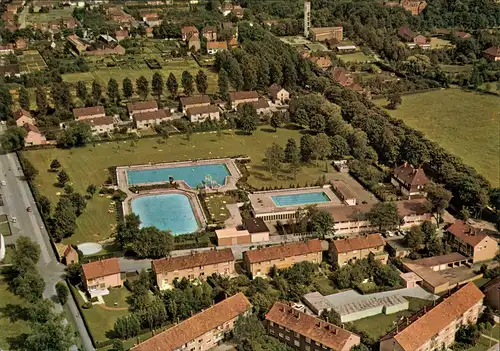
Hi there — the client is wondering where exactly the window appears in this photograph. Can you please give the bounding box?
[285,336,290,341]
[294,340,300,347]
[270,321,274,326]
[278,333,284,338]
[305,346,310,351]
[279,325,284,329]
[270,329,275,335]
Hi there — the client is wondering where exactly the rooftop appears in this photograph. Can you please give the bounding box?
[14,108,31,120]
[152,248,234,274]
[409,252,468,267]
[82,257,120,280]
[134,109,171,121]
[243,217,269,234]
[207,41,227,49]
[126,100,158,112]
[331,180,356,200]
[446,220,492,247]
[332,234,385,254]
[215,228,250,239]
[186,105,220,115]
[310,27,343,35]
[80,116,115,127]
[229,91,259,101]
[393,163,429,187]
[180,94,210,106]
[244,239,323,264]
[73,106,105,119]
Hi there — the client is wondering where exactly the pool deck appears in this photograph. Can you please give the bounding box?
[249,186,342,216]
[116,158,241,193]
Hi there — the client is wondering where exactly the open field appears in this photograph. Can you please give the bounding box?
[430,37,454,49]
[27,7,74,23]
[338,52,373,62]
[0,277,31,349]
[205,194,234,223]
[18,50,48,73]
[440,64,473,73]
[375,89,500,187]
[306,43,329,51]
[23,128,325,244]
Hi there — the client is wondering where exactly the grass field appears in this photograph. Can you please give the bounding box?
[440,64,473,73]
[338,52,373,62]
[430,37,454,49]
[27,7,74,23]
[205,194,234,223]
[375,89,500,187]
[0,277,31,349]
[23,128,325,244]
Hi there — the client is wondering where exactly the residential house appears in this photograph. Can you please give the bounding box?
[81,257,123,297]
[219,2,234,16]
[268,84,289,103]
[243,217,270,243]
[202,25,217,41]
[142,12,161,27]
[134,109,172,129]
[207,41,228,54]
[72,106,105,120]
[61,245,78,265]
[130,293,252,351]
[249,99,271,116]
[115,30,128,41]
[231,5,244,18]
[126,100,158,117]
[80,116,115,135]
[228,36,239,48]
[107,7,133,23]
[391,162,429,197]
[243,239,323,278]
[14,108,34,127]
[15,37,27,50]
[309,55,333,69]
[187,105,220,122]
[332,67,364,93]
[445,220,498,262]
[310,27,343,42]
[398,27,430,49]
[482,276,500,311]
[152,248,235,290]
[484,47,500,62]
[229,91,259,109]
[181,26,199,41]
[266,301,361,351]
[23,124,46,146]
[379,282,484,351]
[330,234,387,266]
[67,35,88,54]
[179,94,210,113]
[453,31,472,39]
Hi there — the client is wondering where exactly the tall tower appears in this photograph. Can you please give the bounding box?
[304,0,311,38]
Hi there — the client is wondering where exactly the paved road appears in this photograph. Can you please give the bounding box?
[0,153,95,351]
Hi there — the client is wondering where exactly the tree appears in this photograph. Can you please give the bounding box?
[116,213,141,249]
[57,121,92,148]
[114,315,141,339]
[294,108,309,127]
[455,325,481,347]
[284,138,299,163]
[238,103,257,134]
[65,263,82,285]
[50,159,61,171]
[123,77,133,99]
[300,134,314,163]
[320,309,341,325]
[57,169,70,187]
[401,135,430,167]
[91,80,102,102]
[136,76,149,100]
[367,202,401,232]
[313,133,331,171]
[86,184,97,196]
[55,281,69,305]
[107,78,120,103]
[330,135,350,159]
[38,196,51,219]
[51,82,72,111]
[265,143,284,178]
[76,80,87,103]
[24,315,74,351]
[152,72,164,100]
[195,70,208,94]
[111,339,125,351]
[13,269,45,302]
[270,112,282,132]
[181,71,194,96]
[0,126,27,152]
[0,85,13,120]
[69,192,87,216]
[51,197,77,241]
[15,236,41,263]
[218,68,229,100]
[387,91,402,109]
[425,182,452,224]
[166,73,178,97]
[19,86,30,110]
[405,225,424,250]
[35,85,48,114]
[309,114,325,133]
[309,210,334,237]
[131,227,174,258]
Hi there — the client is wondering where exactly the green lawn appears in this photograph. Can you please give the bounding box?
[338,52,373,62]
[0,216,12,236]
[430,37,454,49]
[375,89,500,187]
[312,274,337,295]
[463,336,497,351]
[0,277,31,349]
[204,194,234,223]
[102,287,131,309]
[23,128,325,244]
[27,7,74,22]
[440,64,473,73]
[473,277,491,288]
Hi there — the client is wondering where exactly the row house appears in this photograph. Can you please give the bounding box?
[243,239,323,278]
[179,94,210,113]
[266,302,361,351]
[80,116,115,135]
[330,234,387,266]
[81,257,123,297]
[391,162,429,197]
[131,293,251,351]
[229,91,259,110]
[202,25,217,41]
[152,248,235,290]
[134,109,172,129]
[445,220,498,262]
[379,282,484,351]
[73,106,105,120]
[126,100,158,118]
[187,105,220,122]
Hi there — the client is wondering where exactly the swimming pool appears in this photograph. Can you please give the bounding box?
[271,191,331,207]
[131,193,199,235]
[127,164,230,188]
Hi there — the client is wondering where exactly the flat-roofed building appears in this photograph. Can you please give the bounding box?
[310,27,343,42]
[243,217,270,243]
[330,234,387,266]
[187,105,220,122]
[379,282,484,351]
[152,248,235,290]
[73,106,106,120]
[445,220,498,263]
[332,180,357,206]
[126,100,158,117]
[131,293,252,351]
[179,94,210,113]
[243,239,323,278]
[266,301,361,351]
[216,228,252,246]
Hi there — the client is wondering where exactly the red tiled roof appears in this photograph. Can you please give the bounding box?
[229,91,259,101]
[393,163,429,187]
[134,109,171,121]
[152,248,234,274]
[181,26,199,34]
[446,220,491,247]
[398,26,419,39]
[484,47,500,57]
[244,239,323,264]
[180,94,210,106]
[268,83,285,96]
[266,302,360,350]
[332,234,385,253]
[392,283,484,351]
[14,108,31,120]
[73,106,105,119]
[186,105,219,115]
[82,257,120,280]
[23,123,41,134]
[126,100,158,112]
[115,30,128,37]
[207,41,227,50]
[130,293,251,351]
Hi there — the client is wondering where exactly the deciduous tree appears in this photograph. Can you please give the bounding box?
[55,281,69,305]
[425,182,452,224]
[313,133,331,171]
[300,134,314,163]
[330,135,350,159]
[35,85,48,114]
[367,202,401,232]
[19,86,30,110]
[123,77,133,99]
[195,70,208,94]
[50,159,61,171]
[265,143,284,178]
[166,73,178,97]
[136,76,149,100]
[152,72,164,100]
[181,71,194,96]
[0,126,27,152]
[237,103,257,134]
[131,227,174,258]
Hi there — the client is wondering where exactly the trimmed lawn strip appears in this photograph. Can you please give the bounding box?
[204,194,235,222]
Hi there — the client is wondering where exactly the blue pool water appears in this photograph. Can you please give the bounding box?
[127,164,230,188]
[131,193,199,235]
[271,192,331,207]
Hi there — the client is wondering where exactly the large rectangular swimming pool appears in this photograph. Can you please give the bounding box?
[127,164,230,188]
[271,191,331,207]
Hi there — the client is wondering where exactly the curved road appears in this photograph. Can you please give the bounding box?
[0,153,95,351]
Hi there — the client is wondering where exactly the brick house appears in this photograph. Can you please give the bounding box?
[310,27,343,42]
[330,234,387,266]
[445,220,498,263]
[391,162,429,197]
[332,67,364,93]
[268,84,289,103]
[179,94,211,113]
[80,116,115,135]
[134,109,172,129]
[266,301,361,351]
[229,91,259,109]
[61,245,78,265]
[379,282,484,351]
[243,239,323,278]
[126,100,158,118]
[152,248,235,290]
[23,124,46,146]
[398,27,430,48]
[81,257,123,297]
[14,108,34,127]
[207,41,227,54]
[72,106,105,120]
[484,47,500,62]
[181,26,199,41]
[130,293,251,351]
[202,25,217,41]
[187,105,220,122]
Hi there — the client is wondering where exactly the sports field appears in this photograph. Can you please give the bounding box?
[376,89,500,187]
[23,128,325,244]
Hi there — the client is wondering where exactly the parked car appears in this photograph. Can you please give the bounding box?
[11,216,17,223]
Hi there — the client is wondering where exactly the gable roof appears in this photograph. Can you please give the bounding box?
[332,67,352,86]
[14,108,32,120]
[73,106,105,119]
[126,100,158,112]
[398,26,419,39]
[134,109,171,121]
[207,41,227,50]
[484,46,500,57]
[250,99,270,110]
[180,94,210,106]
[482,275,500,294]
[181,26,199,34]
[446,220,492,247]
[130,293,251,351]
[391,283,484,351]
[186,105,219,115]
[229,91,259,101]
[332,234,385,253]
[244,239,323,264]
[393,163,429,187]
[268,83,286,96]
[82,257,120,280]
[266,302,359,350]
[152,248,234,274]
[202,25,217,33]
[23,123,41,134]
[80,116,115,127]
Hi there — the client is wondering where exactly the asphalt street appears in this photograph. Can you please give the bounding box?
[0,152,95,351]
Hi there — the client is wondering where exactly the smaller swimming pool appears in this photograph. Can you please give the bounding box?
[272,191,331,207]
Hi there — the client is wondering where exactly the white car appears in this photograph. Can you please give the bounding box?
[1,181,6,186]
[11,216,17,223]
